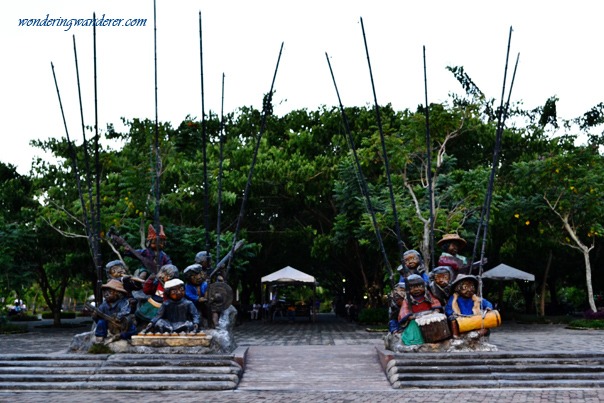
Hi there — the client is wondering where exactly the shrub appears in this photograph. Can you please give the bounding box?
[568,319,604,329]
[0,322,28,334]
[357,307,388,325]
[41,311,77,319]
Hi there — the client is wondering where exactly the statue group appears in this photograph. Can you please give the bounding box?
[79,224,237,353]
[386,234,501,353]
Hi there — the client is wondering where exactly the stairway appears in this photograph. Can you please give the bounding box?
[0,352,244,391]
[380,350,604,389]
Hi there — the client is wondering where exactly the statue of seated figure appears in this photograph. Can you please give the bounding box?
[145,279,201,334]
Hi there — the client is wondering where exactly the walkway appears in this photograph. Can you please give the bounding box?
[2,314,604,402]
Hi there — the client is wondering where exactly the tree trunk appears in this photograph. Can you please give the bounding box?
[53,307,62,327]
[539,250,552,317]
[582,246,597,313]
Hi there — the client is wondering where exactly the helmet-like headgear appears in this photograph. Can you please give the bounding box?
[405,274,425,291]
[157,264,179,281]
[105,260,125,275]
[431,266,453,279]
[195,251,211,265]
[184,264,203,280]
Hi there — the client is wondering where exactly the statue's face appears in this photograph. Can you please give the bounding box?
[408,283,425,298]
[159,271,175,284]
[109,265,127,278]
[447,242,460,255]
[190,271,205,285]
[456,280,476,299]
[103,288,123,303]
[168,285,185,301]
[434,272,450,287]
[392,286,406,306]
[149,238,165,251]
[403,254,420,270]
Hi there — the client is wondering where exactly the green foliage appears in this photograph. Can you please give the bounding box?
[8,68,604,316]
[0,321,28,334]
[568,319,604,329]
[357,307,388,325]
[41,311,77,319]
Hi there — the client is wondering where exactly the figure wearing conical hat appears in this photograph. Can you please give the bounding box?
[437,234,470,278]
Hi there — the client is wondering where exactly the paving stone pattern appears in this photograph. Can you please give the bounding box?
[2,314,604,402]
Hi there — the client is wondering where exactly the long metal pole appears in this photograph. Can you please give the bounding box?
[471,26,513,269]
[325,52,394,287]
[51,62,99,300]
[360,17,405,260]
[92,13,103,303]
[216,73,226,261]
[73,35,98,265]
[225,42,284,279]
[199,11,211,252]
[152,0,161,270]
[423,46,435,270]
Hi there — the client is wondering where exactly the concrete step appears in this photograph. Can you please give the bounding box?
[380,350,604,389]
[0,352,245,391]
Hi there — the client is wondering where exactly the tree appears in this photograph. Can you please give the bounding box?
[511,144,604,312]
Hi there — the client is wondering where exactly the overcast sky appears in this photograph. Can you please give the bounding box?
[2,0,603,174]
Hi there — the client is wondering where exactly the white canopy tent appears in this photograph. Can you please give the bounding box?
[482,263,535,282]
[261,266,317,322]
[261,266,316,284]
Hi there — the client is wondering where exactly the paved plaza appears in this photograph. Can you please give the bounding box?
[1,313,604,402]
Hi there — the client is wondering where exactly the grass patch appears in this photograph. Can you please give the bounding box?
[513,314,575,324]
[567,319,604,329]
[8,314,40,322]
[0,322,28,334]
[88,343,112,354]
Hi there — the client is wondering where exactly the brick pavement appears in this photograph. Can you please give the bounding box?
[2,314,604,402]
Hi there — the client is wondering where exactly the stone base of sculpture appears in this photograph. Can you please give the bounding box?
[383,329,498,353]
[69,305,238,354]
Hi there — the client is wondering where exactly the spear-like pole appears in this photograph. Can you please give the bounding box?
[224,42,284,279]
[216,73,226,261]
[360,17,406,261]
[471,26,515,271]
[74,35,102,290]
[199,11,211,252]
[73,35,97,255]
[477,52,519,276]
[92,13,103,302]
[51,62,99,299]
[152,0,161,270]
[423,46,435,270]
[325,52,394,287]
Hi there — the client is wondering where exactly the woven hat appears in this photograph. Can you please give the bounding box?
[101,279,127,294]
[451,274,478,290]
[437,234,467,249]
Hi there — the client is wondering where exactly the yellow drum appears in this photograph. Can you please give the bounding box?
[456,310,501,333]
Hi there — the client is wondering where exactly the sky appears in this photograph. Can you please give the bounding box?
[2,0,603,175]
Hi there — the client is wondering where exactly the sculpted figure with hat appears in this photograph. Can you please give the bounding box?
[93,279,137,343]
[144,279,200,334]
[445,274,494,338]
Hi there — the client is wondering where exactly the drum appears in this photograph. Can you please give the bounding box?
[415,312,451,343]
[456,310,501,333]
